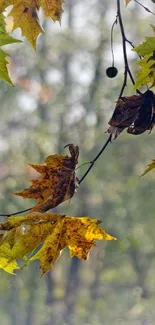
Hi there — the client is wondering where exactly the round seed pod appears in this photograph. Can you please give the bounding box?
[106,66,118,78]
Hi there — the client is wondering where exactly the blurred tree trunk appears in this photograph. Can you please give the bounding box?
[25,265,38,325]
[7,278,20,325]
[44,272,57,325]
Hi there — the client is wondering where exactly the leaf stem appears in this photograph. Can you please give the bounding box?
[111,18,118,67]
[0,208,32,217]
[117,0,141,97]
[79,134,112,184]
[134,0,155,16]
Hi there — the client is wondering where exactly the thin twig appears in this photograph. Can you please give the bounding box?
[79,134,112,184]
[117,0,141,97]
[0,208,32,217]
[125,37,142,60]
[134,0,155,16]
[111,17,118,67]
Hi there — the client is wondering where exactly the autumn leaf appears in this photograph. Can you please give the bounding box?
[107,94,143,138]
[0,213,116,275]
[15,144,79,212]
[140,159,155,177]
[37,0,63,22]
[107,90,155,138]
[127,90,155,135]
[0,14,21,84]
[0,0,63,49]
[9,2,43,49]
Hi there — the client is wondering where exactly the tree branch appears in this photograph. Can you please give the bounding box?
[79,134,112,184]
[134,0,155,16]
[117,0,141,97]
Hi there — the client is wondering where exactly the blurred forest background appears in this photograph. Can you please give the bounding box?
[0,0,155,324]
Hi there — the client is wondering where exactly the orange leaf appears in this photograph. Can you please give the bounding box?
[15,144,79,212]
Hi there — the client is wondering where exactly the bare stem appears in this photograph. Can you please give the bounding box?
[111,18,118,67]
[117,0,141,97]
[0,208,32,217]
[134,0,155,16]
[79,134,112,184]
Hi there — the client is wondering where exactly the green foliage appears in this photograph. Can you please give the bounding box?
[0,14,21,85]
[133,26,155,88]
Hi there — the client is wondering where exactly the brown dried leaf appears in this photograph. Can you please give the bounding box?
[15,144,79,212]
[127,90,155,135]
[107,94,142,138]
[107,91,155,138]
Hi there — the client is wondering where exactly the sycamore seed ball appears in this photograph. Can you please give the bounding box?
[106,66,118,78]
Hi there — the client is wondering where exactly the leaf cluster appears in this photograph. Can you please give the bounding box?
[0,145,115,275]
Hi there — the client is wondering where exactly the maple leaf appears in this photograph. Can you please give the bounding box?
[0,14,21,84]
[9,2,43,49]
[15,144,79,212]
[140,159,155,177]
[0,0,63,49]
[0,213,116,275]
[133,55,155,89]
[37,0,63,22]
[133,26,155,88]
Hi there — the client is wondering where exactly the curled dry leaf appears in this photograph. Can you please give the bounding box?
[127,90,155,135]
[107,94,142,138]
[107,90,155,138]
[15,144,79,212]
[0,213,116,275]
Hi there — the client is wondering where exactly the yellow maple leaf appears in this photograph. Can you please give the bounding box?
[37,0,63,22]
[0,0,63,48]
[15,144,79,213]
[9,1,42,48]
[0,213,116,275]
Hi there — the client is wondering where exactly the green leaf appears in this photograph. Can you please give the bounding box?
[0,48,13,84]
[0,14,22,85]
[140,160,155,177]
[133,36,155,56]
[133,26,155,88]
[133,55,155,89]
